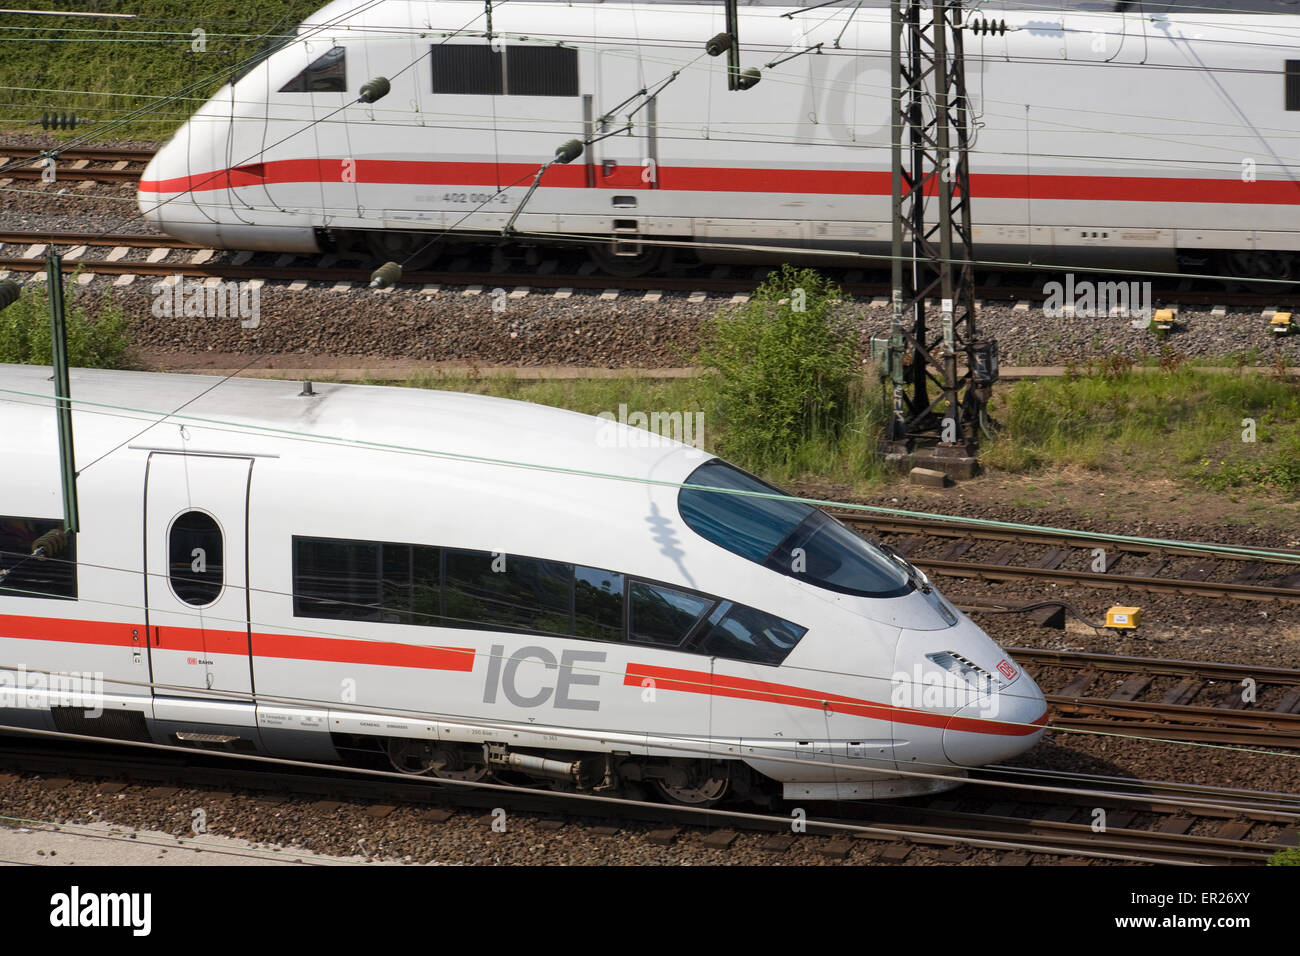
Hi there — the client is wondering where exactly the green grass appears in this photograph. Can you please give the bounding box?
[1,2,321,140]
[982,362,1300,497]
[0,277,133,369]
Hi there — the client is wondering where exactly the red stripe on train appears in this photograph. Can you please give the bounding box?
[624,662,1048,737]
[138,157,1300,204]
[0,613,475,673]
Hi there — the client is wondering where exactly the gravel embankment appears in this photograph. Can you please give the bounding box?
[55,278,1300,370]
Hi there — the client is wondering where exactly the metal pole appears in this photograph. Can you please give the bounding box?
[887,0,906,445]
[933,1,960,446]
[46,251,78,535]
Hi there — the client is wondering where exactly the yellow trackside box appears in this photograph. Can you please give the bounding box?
[1271,312,1292,334]
[1152,309,1175,330]
[1106,606,1142,629]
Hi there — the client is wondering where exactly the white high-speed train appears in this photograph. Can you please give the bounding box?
[0,365,1047,803]
[137,0,1300,279]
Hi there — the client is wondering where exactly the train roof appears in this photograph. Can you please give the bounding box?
[0,365,706,484]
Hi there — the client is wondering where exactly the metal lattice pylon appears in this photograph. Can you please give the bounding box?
[880,0,996,464]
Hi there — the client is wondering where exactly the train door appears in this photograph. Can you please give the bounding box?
[143,453,254,703]
[595,50,655,190]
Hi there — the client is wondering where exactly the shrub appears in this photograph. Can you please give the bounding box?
[693,265,863,470]
[0,282,132,369]
[1269,846,1300,866]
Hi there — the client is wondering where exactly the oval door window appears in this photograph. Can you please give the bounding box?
[169,511,224,606]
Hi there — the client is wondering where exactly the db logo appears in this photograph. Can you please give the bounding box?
[186,657,198,665]
[996,659,1018,681]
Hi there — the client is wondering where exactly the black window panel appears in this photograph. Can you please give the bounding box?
[169,511,224,607]
[380,544,414,625]
[506,46,578,96]
[280,45,347,93]
[0,516,76,600]
[431,44,503,95]
[294,537,382,620]
[294,537,441,624]
[444,550,573,635]
[691,602,807,667]
[288,535,809,667]
[1288,61,1300,111]
[629,581,713,647]
[410,545,442,627]
[574,566,624,642]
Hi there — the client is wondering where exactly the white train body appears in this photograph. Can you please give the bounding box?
[0,366,1046,800]
[138,0,1300,274]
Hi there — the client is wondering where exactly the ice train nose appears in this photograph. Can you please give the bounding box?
[136,152,169,227]
[941,669,1048,767]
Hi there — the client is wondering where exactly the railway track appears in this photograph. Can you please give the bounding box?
[836,512,1300,605]
[0,146,151,183]
[1012,647,1300,747]
[0,727,1296,865]
[0,221,1294,309]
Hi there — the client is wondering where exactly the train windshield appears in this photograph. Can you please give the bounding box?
[678,461,912,599]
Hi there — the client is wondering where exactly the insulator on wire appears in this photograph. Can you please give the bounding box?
[736,67,761,91]
[358,77,390,104]
[370,261,402,288]
[31,528,67,559]
[554,139,583,164]
[39,111,78,131]
[969,18,1008,36]
[705,32,732,57]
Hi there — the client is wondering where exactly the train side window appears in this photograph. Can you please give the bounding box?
[279,45,347,93]
[409,545,442,626]
[430,44,504,95]
[690,602,807,667]
[1288,61,1300,111]
[506,46,578,96]
[574,566,624,642]
[293,537,441,624]
[169,511,224,607]
[294,537,382,620]
[444,550,574,635]
[629,581,713,647]
[0,516,76,600]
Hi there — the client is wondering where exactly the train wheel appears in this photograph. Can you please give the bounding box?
[1218,250,1297,290]
[651,761,731,806]
[385,740,488,781]
[365,230,444,272]
[385,738,439,775]
[586,241,669,278]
